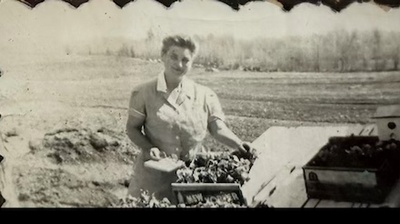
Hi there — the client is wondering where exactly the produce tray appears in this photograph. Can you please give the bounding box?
[144,158,185,173]
[171,183,245,205]
[302,136,400,203]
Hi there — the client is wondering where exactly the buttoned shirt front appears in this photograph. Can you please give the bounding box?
[128,72,225,161]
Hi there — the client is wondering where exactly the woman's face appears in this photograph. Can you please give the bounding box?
[162,45,194,79]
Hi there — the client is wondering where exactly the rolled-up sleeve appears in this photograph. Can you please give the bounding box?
[205,89,225,123]
[128,87,146,119]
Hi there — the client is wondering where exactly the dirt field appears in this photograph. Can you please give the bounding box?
[1,54,399,207]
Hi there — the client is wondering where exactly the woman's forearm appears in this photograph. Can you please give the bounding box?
[126,127,154,154]
[209,120,243,150]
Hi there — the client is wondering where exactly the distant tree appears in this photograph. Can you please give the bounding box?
[333,30,358,72]
[310,35,321,72]
[394,45,400,71]
[372,29,383,71]
[65,46,72,55]
[130,47,136,58]
[118,44,130,57]
[387,33,400,71]
[146,29,155,42]
[105,48,112,56]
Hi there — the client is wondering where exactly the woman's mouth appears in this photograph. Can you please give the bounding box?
[172,67,183,73]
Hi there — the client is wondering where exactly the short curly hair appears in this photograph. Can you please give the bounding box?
[161,35,199,57]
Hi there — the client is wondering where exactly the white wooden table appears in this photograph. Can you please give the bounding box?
[241,124,400,208]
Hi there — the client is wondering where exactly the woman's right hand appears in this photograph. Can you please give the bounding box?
[149,147,166,161]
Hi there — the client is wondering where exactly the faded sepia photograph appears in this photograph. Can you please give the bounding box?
[1,0,400,208]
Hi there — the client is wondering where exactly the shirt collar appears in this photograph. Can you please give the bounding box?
[157,72,194,99]
[156,72,168,93]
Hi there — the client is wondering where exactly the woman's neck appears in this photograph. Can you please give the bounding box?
[164,73,183,91]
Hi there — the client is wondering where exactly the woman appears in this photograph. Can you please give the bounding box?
[126,35,252,203]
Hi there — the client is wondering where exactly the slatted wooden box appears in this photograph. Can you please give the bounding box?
[303,136,400,203]
[171,183,246,206]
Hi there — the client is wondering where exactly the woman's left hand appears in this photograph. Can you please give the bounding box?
[238,142,253,154]
[232,142,257,160]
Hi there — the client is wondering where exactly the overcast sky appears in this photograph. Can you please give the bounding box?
[1,0,400,54]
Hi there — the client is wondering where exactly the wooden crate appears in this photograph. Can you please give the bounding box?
[171,183,246,205]
[303,136,400,203]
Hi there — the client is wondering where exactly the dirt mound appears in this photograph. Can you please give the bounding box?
[15,167,119,207]
[30,127,137,165]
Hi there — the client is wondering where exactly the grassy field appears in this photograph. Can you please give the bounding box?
[194,70,400,138]
[4,54,399,141]
[1,54,399,207]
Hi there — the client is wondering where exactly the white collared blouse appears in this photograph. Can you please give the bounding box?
[128,72,225,161]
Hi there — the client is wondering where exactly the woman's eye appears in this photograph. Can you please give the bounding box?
[171,54,178,60]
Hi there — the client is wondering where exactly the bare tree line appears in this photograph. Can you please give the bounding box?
[95,29,400,73]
